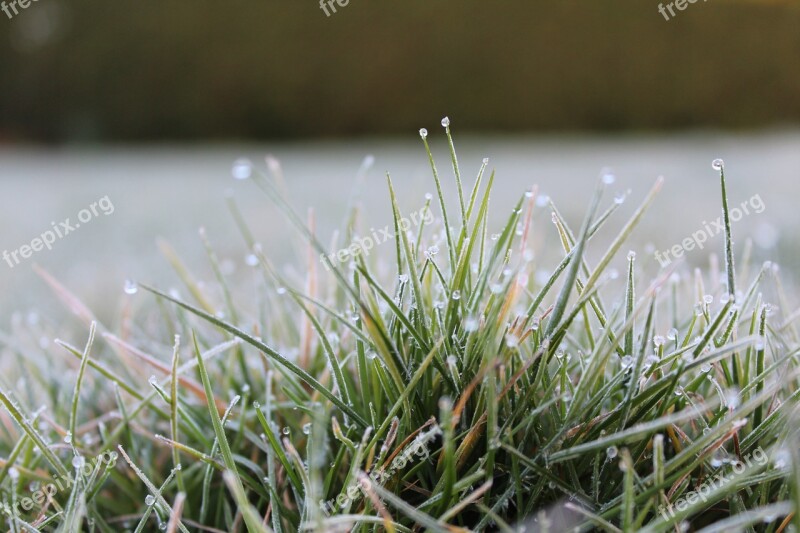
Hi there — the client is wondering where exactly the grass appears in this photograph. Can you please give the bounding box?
[1,123,799,532]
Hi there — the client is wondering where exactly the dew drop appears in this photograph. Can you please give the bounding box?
[63,432,73,444]
[282,427,291,435]
[451,290,461,301]
[302,423,312,435]
[72,456,85,469]
[725,388,741,409]
[606,446,618,459]
[398,274,409,283]
[667,328,679,340]
[419,128,428,139]
[627,251,636,261]
[425,246,439,259]
[601,169,616,184]
[482,157,489,165]
[231,158,253,180]
[232,158,253,180]
[144,495,156,506]
[653,336,666,348]
[711,159,725,171]
[440,117,450,128]
[755,336,766,351]
[620,355,634,369]
[123,280,138,295]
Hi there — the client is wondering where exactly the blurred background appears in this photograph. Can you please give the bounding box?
[0,0,798,322]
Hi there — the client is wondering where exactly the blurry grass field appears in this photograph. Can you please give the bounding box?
[0,132,798,325]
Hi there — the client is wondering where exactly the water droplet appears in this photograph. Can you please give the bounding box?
[440,117,450,128]
[601,168,616,184]
[145,495,156,506]
[627,251,636,261]
[725,388,741,409]
[282,427,291,435]
[72,456,85,469]
[711,159,725,171]
[645,355,660,368]
[366,351,378,360]
[425,246,439,259]
[774,449,791,469]
[419,128,428,139]
[451,291,461,301]
[446,355,458,366]
[700,363,712,373]
[606,446,618,459]
[123,280,138,295]
[302,423,312,435]
[653,336,666,348]
[482,157,489,165]
[524,190,534,198]
[614,193,626,205]
[63,432,73,444]
[755,336,766,351]
[8,467,19,480]
[667,328,679,340]
[398,274,409,283]
[620,355,634,369]
[703,294,714,305]
[506,335,520,348]
[464,316,479,332]
[232,158,253,180]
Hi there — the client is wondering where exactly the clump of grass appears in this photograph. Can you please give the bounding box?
[1,123,799,532]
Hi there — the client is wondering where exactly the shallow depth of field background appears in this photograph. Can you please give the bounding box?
[0,0,798,325]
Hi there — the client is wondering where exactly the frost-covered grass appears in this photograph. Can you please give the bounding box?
[1,123,799,532]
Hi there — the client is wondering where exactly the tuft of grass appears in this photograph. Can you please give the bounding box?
[0,125,798,533]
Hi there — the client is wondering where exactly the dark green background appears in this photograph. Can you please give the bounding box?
[1,0,798,141]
